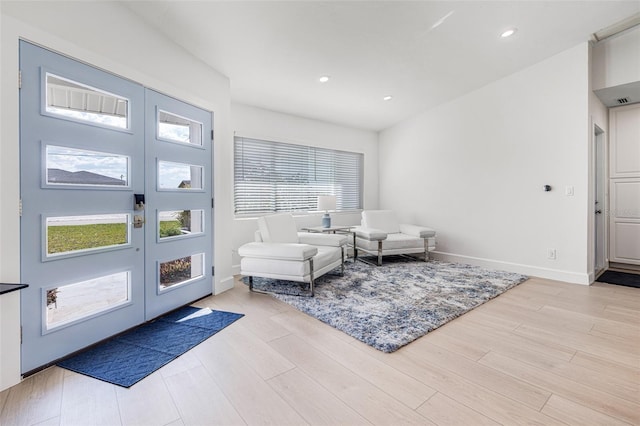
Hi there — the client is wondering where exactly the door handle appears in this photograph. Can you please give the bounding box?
[133,215,145,228]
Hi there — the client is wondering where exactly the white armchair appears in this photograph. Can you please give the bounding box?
[238,213,347,296]
[353,210,436,266]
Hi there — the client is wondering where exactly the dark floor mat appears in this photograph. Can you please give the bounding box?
[57,306,243,387]
[597,270,640,288]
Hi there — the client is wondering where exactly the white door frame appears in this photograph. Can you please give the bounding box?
[593,123,608,278]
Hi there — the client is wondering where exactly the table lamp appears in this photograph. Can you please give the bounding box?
[317,195,336,228]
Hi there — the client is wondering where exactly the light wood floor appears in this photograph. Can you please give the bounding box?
[1,276,638,426]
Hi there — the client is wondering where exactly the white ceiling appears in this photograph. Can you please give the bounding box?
[123,1,640,132]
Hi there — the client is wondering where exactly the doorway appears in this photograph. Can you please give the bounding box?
[19,41,213,373]
[594,125,606,276]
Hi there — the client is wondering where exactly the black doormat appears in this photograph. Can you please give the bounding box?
[597,270,640,288]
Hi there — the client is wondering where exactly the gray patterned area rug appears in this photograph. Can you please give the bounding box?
[244,257,528,352]
[244,258,528,353]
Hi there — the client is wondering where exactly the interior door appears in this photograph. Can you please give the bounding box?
[19,41,145,373]
[19,41,214,373]
[144,89,213,320]
[609,104,640,266]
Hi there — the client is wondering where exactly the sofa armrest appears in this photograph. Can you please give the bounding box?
[238,242,317,261]
[297,232,347,247]
[352,226,387,241]
[399,223,436,239]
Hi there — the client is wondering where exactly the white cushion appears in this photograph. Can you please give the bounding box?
[353,226,387,241]
[258,213,299,243]
[238,242,317,261]
[362,210,400,234]
[242,257,308,277]
[357,232,423,251]
[241,245,341,277]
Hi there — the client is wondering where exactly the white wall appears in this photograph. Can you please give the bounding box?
[231,103,378,270]
[592,25,640,90]
[379,43,591,284]
[0,2,235,294]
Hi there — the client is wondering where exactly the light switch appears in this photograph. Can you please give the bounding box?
[565,186,574,196]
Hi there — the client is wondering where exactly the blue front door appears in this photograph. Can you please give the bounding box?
[19,41,213,373]
[143,89,213,320]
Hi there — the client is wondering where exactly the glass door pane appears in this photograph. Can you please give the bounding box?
[45,73,130,130]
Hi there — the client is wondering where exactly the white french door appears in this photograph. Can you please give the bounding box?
[19,41,213,373]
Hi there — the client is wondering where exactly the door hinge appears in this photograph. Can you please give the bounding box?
[212,266,215,276]
[18,199,23,217]
[18,70,22,89]
[212,198,214,208]
[20,326,23,344]
[211,130,214,141]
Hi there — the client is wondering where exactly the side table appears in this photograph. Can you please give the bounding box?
[301,226,357,261]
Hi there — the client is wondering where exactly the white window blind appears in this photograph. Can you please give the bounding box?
[234,136,363,216]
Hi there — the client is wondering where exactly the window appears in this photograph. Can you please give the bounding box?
[234,136,363,216]
[45,213,130,259]
[44,144,129,188]
[158,253,205,291]
[45,73,129,130]
[157,160,204,191]
[157,109,203,147]
[158,209,204,241]
[45,271,130,331]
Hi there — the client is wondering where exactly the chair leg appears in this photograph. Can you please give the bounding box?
[341,246,345,276]
[248,275,267,295]
[309,257,315,297]
[424,238,429,262]
[377,240,383,266]
[352,232,358,262]
[247,264,315,297]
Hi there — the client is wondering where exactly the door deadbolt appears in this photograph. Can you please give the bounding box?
[134,194,145,211]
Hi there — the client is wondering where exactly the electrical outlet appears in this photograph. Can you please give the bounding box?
[547,248,557,260]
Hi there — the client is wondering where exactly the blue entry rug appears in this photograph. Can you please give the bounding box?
[244,257,527,353]
[57,306,243,387]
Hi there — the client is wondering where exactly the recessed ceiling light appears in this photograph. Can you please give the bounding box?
[383,95,393,101]
[319,76,330,83]
[500,28,517,38]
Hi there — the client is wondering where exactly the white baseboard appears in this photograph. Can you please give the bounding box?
[431,251,591,285]
[229,254,591,286]
[232,264,241,276]
[214,275,235,295]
